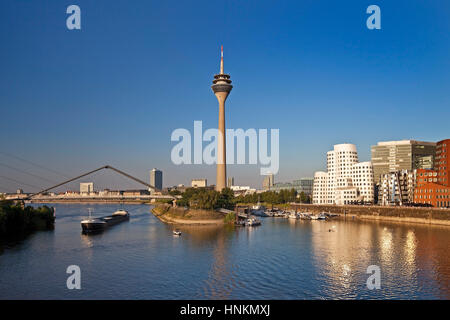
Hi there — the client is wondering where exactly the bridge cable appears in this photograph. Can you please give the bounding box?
[0,175,42,191]
[0,151,71,179]
[0,162,58,184]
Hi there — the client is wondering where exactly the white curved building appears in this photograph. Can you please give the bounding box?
[312,171,328,204]
[313,143,374,205]
[351,161,374,202]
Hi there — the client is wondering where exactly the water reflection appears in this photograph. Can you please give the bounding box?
[404,230,417,270]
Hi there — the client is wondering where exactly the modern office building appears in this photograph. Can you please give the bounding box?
[271,178,314,195]
[150,168,163,190]
[262,173,274,190]
[414,139,450,207]
[80,182,94,195]
[227,177,234,188]
[371,140,436,184]
[211,46,233,191]
[378,170,417,206]
[313,144,374,205]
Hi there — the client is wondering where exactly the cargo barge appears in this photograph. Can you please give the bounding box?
[81,209,129,233]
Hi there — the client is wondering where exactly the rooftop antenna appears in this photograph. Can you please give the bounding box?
[220,45,224,74]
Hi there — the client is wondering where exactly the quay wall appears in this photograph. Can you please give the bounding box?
[289,204,450,227]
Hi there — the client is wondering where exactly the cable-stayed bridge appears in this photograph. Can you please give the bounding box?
[0,162,175,202]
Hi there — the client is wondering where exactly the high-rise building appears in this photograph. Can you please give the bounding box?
[414,139,450,207]
[227,177,234,188]
[211,46,233,191]
[150,168,163,190]
[371,140,436,184]
[80,182,94,195]
[262,173,274,190]
[313,144,374,205]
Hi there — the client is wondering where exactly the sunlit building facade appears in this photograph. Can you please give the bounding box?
[371,140,436,184]
[313,144,374,205]
[378,170,417,206]
[414,139,450,207]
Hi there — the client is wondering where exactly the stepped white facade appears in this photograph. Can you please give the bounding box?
[312,144,375,205]
[312,171,328,204]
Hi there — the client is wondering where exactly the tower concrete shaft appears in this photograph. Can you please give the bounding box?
[211,46,232,191]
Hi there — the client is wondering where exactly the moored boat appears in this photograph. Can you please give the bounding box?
[317,213,327,220]
[245,216,261,226]
[300,212,311,220]
[288,212,300,219]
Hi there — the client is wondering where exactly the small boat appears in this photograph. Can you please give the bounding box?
[288,212,299,219]
[81,209,129,233]
[273,210,285,217]
[299,212,312,219]
[245,216,261,226]
[173,230,181,236]
[298,212,305,219]
[325,212,339,218]
[317,213,327,220]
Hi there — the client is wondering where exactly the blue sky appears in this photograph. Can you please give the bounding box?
[0,0,449,191]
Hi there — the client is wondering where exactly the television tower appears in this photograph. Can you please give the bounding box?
[211,46,233,191]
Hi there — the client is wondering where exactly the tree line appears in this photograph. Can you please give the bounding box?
[171,187,310,210]
[0,200,55,239]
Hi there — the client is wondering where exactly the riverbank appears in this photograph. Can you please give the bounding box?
[152,205,225,225]
[0,201,55,239]
[30,199,151,204]
[290,203,450,227]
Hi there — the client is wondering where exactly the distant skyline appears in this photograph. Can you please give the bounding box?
[1,0,449,192]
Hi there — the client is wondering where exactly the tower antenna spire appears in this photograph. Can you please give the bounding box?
[220,45,224,74]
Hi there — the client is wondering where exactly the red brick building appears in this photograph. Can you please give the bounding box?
[414,139,450,207]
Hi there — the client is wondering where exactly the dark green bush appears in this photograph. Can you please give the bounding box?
[0,201,55,238]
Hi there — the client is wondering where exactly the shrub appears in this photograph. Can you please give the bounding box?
[223,212,236,224]
[0,201,55,238]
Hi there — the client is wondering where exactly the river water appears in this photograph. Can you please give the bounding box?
[0,203,449,299]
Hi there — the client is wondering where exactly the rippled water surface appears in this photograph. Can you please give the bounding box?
[1,203,449,299]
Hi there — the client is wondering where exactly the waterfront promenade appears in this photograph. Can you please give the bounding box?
[290,203,450,226]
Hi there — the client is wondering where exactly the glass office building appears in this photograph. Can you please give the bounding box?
[271,178,314,195]
[371,140,436,184]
